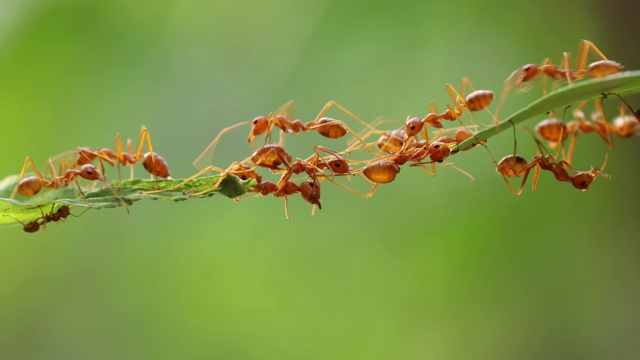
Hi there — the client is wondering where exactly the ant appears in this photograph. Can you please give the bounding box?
[532,105,609,164]
[496,40,623,121]
[536,93,639,163]
[235,146,358,218]
[10,157,130,214]
[6,204,89,233]
[487,123,609,196]
[237,177,322,219]
[142,144,294,198]
[192,100,375,170]
[400,78,494,148]
[320,139,474,199]
[602,92,640,139]
[70,126,171,183]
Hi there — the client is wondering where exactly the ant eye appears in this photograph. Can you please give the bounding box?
[580,181,587,187]
[434,144,440,148]
[86,169,93,175]
[410,125,415,130]
[309,183,315,187]
[334,162,341,167]
[253,119,258,124]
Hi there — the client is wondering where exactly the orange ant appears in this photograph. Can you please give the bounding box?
[413,78,495,133]
[532,106,605,164]
[6,204,90,233]
[487,123,609,196]
[10,157,130,214]
[235,146,355,218]
[320,139,474,199]
[237,177,322,219]
[496,40,623,121]
[142,144,294,198]
[192,100,374,170]
[602,92,640,139]
[70,126,171,183]
[535,94,638,163]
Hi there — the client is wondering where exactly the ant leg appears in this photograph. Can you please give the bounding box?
[282,195,291,219]
[265,100,296,145]
[127,138,135,180]
[444,83,476,128]
[113,133,126,185]
[594,97,615,148]
[89,176,131,214]
[142,164,234,195]
[192,121,252,170]
[576,40,609,73]
[311,100,376,145]
[495,68,525,124]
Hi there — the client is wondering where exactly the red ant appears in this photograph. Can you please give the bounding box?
[535,94,639,163]
[408,77,494,138]
[238,178,322,219]
[602,92,640,139]
[69,126,171,183]
[496,40,623,121]
[234,146,354,218]
[10,157,130,214]
[487,123,609,196]
[142,144,294,199]
[6,204,90,233]
[192,100,375,169]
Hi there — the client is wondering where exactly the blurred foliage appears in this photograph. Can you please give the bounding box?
[1,0,639,359]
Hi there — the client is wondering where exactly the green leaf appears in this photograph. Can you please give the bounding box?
[0,175,255,227]
[452,70,640,152]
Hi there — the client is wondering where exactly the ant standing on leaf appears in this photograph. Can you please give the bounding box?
[69,126,171,185]
[10,157,130,214]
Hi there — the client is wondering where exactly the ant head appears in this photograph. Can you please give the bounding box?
[248,116,269,141]
[236,166,261,183]
[405,117,423,136]
[300,181,321,209]
[78,164,105,182]
[428,141,451,162]
[56,206,71,219]
[571,155,610,191]
[328,157,351,174]
[570,172,595,191]
[520,64,539,82]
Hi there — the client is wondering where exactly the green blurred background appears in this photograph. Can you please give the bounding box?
[1,0,639,359]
